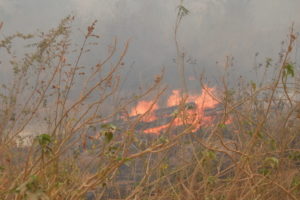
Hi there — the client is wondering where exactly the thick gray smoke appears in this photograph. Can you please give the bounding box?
[1,0,300,91]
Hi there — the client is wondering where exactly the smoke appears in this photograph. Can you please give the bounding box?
[1,0,300,91]
[68,0,300,89]
[1,0,300,136]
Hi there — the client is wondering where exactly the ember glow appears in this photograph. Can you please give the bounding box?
[143,124,170,135]
[131,86,220,134]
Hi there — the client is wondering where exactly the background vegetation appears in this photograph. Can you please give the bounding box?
[0,5,300,200]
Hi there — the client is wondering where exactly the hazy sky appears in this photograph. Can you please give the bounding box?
[1,0,300,90]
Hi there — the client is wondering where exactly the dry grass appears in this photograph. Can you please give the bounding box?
[0,16,300,200]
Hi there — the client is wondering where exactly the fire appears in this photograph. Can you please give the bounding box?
[167,87,218,110]
[130,100,158,122]
[130,86,221,134]
[143,124,170,135]
[166,87,218,126]
[191,87,218,109]
[189,87,218,125]
[167,90,182,107]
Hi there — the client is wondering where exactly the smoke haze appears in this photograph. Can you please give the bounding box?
[1,0,300,91]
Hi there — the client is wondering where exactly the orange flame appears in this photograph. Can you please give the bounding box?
[143,124,170,135]
[166,87,218,125]
[167,90,182,107]
[130,100,158,122]
[130,86,221,134]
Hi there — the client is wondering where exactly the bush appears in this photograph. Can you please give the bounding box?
[0,15,300,200]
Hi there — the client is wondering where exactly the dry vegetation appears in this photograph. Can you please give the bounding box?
[1,8,300,200]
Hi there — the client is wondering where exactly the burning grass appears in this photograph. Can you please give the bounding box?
[0,16,300,200]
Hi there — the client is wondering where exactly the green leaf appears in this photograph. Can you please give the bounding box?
[104,131,113,143]
[116,156,122,161]
[37,134,51,147]
[291,174,300,188]
[124,158,132,167]
[265,57,272,68]
[247,131,253,136]
[284,63,295,77]
[159,136,169,144]
[101,123,117,143]
[218,123,226,129]
[15,175,49,200]
[264,157,279,168]
[250,81,256,90]
[203,150,216,161]
[177,5,190,17]
[270,139,277,151]
[35,134,53,154]
[207,176,217,185]
[160,163,169,170]
[101,123,116,130]
[288,152,300,161]
[258,167,270,176]
[257,131,263,139]
[269,139,277,151]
